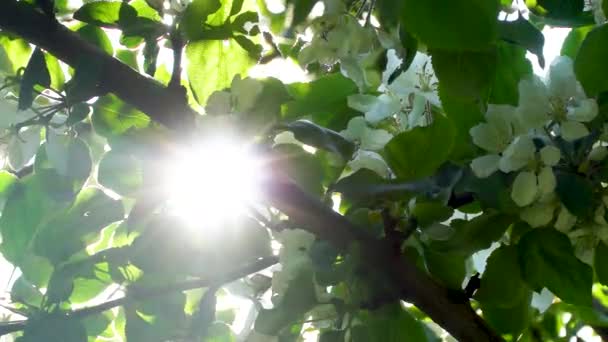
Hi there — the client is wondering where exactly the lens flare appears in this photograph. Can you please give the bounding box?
[165,138,261,227]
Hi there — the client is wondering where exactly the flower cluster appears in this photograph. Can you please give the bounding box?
[470,56,607,259]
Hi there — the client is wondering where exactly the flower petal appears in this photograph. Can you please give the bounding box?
[511,171,538,207]
[348,150,390,177]
[471,154,501,178]
[560,121,589,141]
[540,145,561,166]
[340,116,367,141]
[470,123,502,153]
[567,98,599,122]
[485,105,515,145]
[537,166,556,197]
[361,127,393,151]
[499,135,536,172]
[546,56,582,100]
[520,202,556,227]
[517,77,551,129]
[555,205,577,232]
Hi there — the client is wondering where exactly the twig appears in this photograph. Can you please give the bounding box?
[0,256,278,336]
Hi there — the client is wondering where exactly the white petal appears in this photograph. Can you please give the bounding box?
[348,150,390,177]
[485,105,515,146]
[511,171,538,207]
[470,123,503,153]
[547,56,581,100]
[560,121,589,141]
[567,98,599,122]
[407,94,428,128]
[340,116,367,141]
[205,91,232,115]
[349,94,400,124]
[520,202,556,227]
[232,77,263,113]
[499,135,536,172]
[8,126,41,171]
[589,146,608,161]
[361,127,393,151]
[471,154,501,178]
[517,77,551,129]
[555,205,577,233]
[537,167,556,197]
[540,145,561,166]
[348,94,377,113]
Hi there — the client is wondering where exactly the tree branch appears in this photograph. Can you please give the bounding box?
[0,1,501,340]
[0,256,278,336]
[0,0,195,133]
[261,176,502,342]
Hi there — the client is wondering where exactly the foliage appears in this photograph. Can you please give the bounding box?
[1,0,608,341]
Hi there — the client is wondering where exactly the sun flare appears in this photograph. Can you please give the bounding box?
[165,138,262,227]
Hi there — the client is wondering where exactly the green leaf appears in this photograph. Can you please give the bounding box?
[44,53,65,90]
[423,248,466,289]
[383,114,455,181]
[561,25,594,59]
[181,0,222,40]
[401,0,499,50]
[92,94,150,137]
[0,171,18,210]
[0,35,31,74]
[98,149,144,197]
[498,16,545,68]
[481,290,532,337]
[0,175,68,265]
[528,0,585,20]
[282,74,358,130]
[358,304,428,342]
[518,228,592,306]
[475,245,529,308]
[34,187,125,264]
[429,213,512,256]
[574,24,608,96]
[271,144,327,195]
[431,49,497,101]
[595,241,608,286]
[76,24,114,55]
[143,38,159,76]
[74,1,137,27]
[411,200,453,228]
[490,42,533,105]
[554,171,594,217]
[11,276,44,308]
[83,312,113,337]
[186,39,254,105]
[282,120,355,159]
[21,316,87,342]
[255,270,317,334]
[19,48,51,110]
[44,134,92,180]
[125,293,187,342]
[233,35,262,59]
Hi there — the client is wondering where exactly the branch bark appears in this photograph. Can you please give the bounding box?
[0,0,195,133]
[0,2,502,341]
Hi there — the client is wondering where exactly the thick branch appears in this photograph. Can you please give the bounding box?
[0,256,277,336]
[0,0,195,133]
[262,177,502,342]
[0,1,501,340]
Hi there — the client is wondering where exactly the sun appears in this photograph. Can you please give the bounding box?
[164,137,262,227]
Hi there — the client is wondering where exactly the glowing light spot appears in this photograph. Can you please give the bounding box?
[165,137,262,227]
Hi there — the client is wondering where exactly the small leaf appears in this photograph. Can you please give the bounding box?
[76,24,114,55]
[98,149,144,196]
[45,132,92,179]
[384,114,455,181]
[518,228,592,306]
[143,38,159,76]
[561,25,594,59]
[498,16,545,68]
[554,171,594,217]
[21,316,87,342]
[595,241,608,286]
[181,0,222,40]
[74,1,137,27]
[282,120,355,159]
[92,94,150,137]
[18,48,51,110]
[474,245,528,308]
[8,126,41,171]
